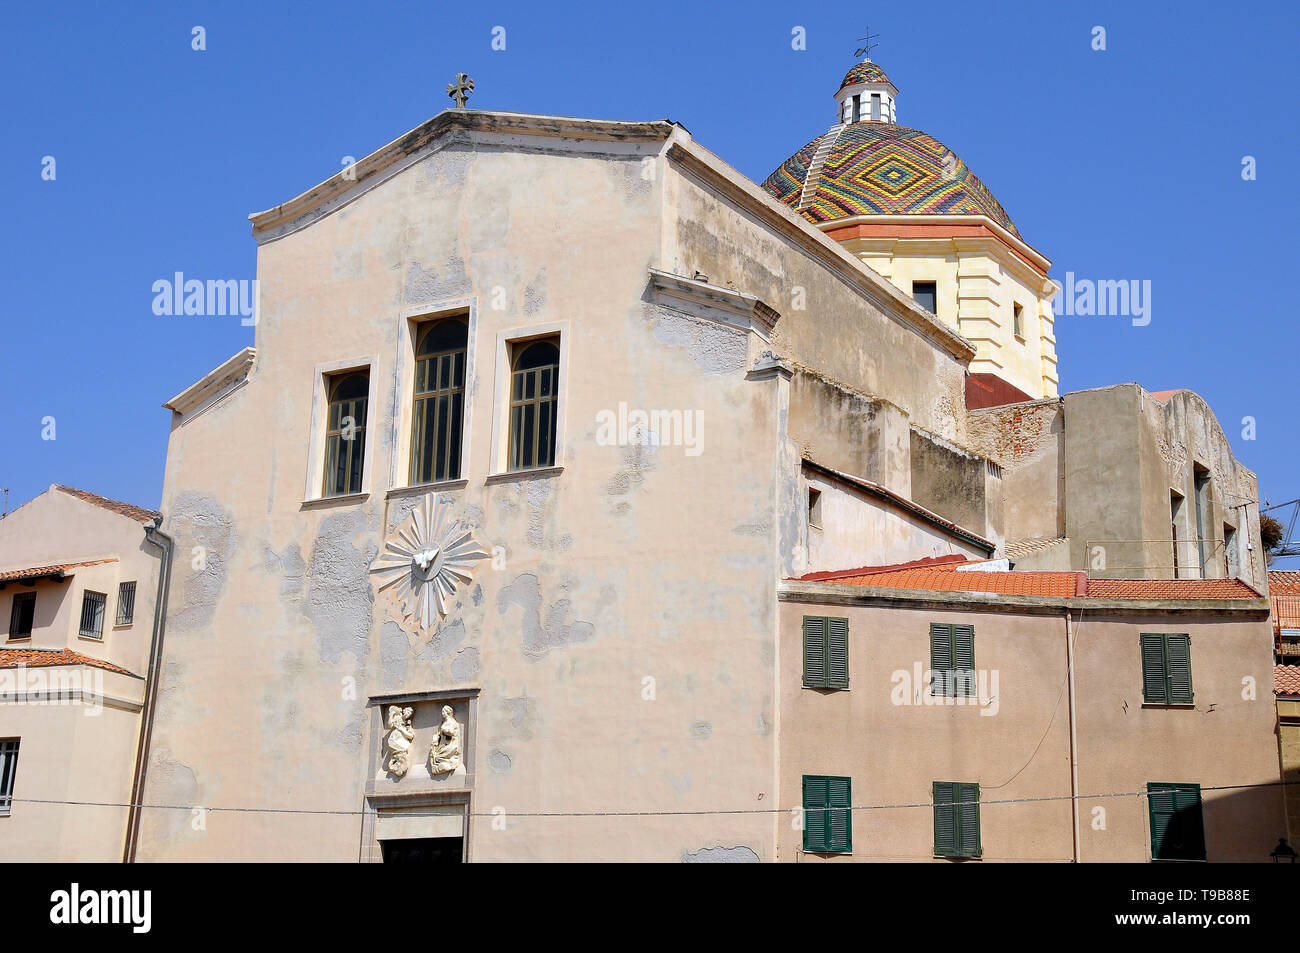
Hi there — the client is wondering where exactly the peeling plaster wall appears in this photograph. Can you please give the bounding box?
[140,128,783,861]
[788,368,910,495]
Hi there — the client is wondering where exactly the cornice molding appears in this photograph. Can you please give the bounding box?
[162,347,256,419]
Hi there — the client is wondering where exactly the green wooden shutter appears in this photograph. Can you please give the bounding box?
[1148,783,1205,860]
[827,776,852,852]
[933,781,957,856]
[827,618,850,688]
[957,782,981,857]
[803,617,827,688]
[1140,633,1169,703]
[802,775,829,852]
[1165,634,1194,705]
[952,624,976,697]
[930,623,953,696]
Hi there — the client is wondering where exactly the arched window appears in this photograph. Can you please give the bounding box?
[324,372,369,496]
[509,339,560,471]
[411,318,468,484]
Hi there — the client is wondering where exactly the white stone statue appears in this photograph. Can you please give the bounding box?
[384,705,415,777]
[429,705,463,775]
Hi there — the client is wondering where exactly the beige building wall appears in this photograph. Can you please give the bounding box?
[1278,698,1300,840]
[137,114,992,862]
[777,591,1283,862]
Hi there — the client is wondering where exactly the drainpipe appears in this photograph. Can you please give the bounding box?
[1065,607,1081,863]
[123,517,174,863]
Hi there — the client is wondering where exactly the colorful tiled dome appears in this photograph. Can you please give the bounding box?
[761,123,1019,235]
[838,60,893,91]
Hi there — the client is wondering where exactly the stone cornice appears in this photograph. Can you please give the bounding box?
[249,110,680,242]
[162,346,255,419]
[648,268,780,340]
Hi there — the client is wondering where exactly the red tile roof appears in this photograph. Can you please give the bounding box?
[797,558,1263,601]
[0,648,136,677]
[0,558,117,582]
[1088,578,1262,600]
[54,485,160,524]
[1270,570,1300,594]
[1276,665,1300,697]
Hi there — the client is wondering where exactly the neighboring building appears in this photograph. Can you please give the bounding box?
[968,386,1265,586]
[782,559,1280,862]
[125,55,1282,862]
[0,484,163,861]
[1269,570,1300,842]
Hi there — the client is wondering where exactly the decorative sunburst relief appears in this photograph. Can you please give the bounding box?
[369,495,490,635]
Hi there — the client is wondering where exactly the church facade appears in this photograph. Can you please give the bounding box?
[129,59,1283,862]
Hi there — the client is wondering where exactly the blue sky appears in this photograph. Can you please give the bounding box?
[3,1,1297,558]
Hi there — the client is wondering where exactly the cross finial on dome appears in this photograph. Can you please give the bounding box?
[853,26,880,61]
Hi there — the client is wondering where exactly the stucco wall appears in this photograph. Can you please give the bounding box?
[778,595,1283,862]
[139,126,789,861]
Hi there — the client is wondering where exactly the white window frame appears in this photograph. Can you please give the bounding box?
[304,356,380,503]
[388,298,478,493]
[488,321,570,478]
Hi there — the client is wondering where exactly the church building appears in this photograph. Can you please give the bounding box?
[123,55,1283,862]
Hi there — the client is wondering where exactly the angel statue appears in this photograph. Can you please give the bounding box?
[384,705,415,777]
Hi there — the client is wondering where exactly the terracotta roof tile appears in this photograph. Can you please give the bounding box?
[1087,578,1261,600]
[53,485,160,524]
[0,648,136,677]
[0,558,117,582]
[1275,665,1300,697]
[1269,570,1300,594]
[801,560,1262,601]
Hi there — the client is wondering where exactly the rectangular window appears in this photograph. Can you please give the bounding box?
[8,593,35,640]
[1012,302,1024,338]
[851,94,860,122]
[410,318,468,485]
[1193,466,1211,576]
[802,775,851,853]
[930,622,976,697]
[115,581,137,626]
[803,615,849,689]
[912,281,937,315]
[933,781,981,858]
[808,488,822,528]
[508,338,560,472]
[323,371,370,497]
[1147,783,1205,861]
[870,93,881,121]
[1140,632,1194,705]
[79,591,106,640]
[0,739,17,816]
[1223,524,1238,577]
[1170,491,1184,577]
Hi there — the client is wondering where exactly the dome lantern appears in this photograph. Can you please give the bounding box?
[834,59,897,125]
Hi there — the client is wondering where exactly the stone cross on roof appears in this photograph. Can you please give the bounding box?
[447,73,474,108]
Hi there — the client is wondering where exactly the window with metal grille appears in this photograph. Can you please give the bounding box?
[0,739,17,815]
[323,371,369,497]
[116,581,137,626]
[508,338,560,472]
[79,591,106,639]
[8,593,36,639]
[410,318,468,485]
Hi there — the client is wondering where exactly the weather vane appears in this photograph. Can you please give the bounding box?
[854,27,880,60]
